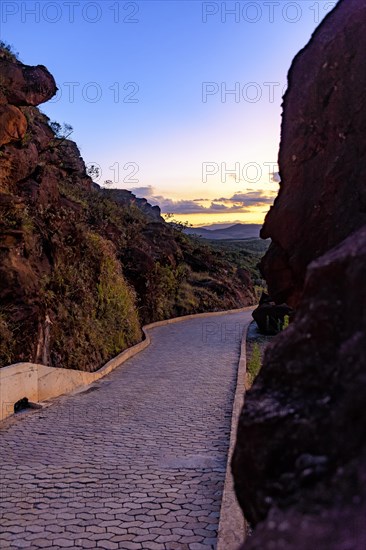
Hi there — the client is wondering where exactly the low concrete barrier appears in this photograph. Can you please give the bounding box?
[0,306,253,422]
[217,319,250,549]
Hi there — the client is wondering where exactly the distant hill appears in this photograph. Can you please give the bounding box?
[197,223,241,231]
[185,223,262,240]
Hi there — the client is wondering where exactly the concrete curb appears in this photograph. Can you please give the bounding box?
[217,316,251,550]
[0,306,254,422]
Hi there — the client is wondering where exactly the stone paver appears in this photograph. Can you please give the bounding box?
[0,311,251,549]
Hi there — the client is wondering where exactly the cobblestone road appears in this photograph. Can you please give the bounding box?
[0,311,251,550]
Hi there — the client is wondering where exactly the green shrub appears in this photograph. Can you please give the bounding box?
[0,312,14,366]
[149,262,178,321]
[247,343,262,387]
[40,231,141,371]
[0,41,19,61]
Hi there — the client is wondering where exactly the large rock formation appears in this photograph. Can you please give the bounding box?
[233,1,366,548]
[0,55,56,106]
[0,46,256,371]
[102,188,163,221]
[234,226,366,548]
[260,0,366,307]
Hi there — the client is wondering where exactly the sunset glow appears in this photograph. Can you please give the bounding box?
[2,1,332,226]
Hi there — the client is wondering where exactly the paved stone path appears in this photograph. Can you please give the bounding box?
[0,311,251,550]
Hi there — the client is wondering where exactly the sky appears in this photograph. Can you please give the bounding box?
[0,0,336,226]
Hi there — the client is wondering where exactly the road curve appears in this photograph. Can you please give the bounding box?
[0,310,252,550]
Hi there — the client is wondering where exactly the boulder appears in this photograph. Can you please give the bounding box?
[233,0,366,547]
[260,0,366,307]
[233,225,366,548]
[0,59,57,106]
[252,301,293,335]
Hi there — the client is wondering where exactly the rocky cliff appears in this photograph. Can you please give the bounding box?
[260,0,366,307]
[0,45,255,371]
[232,1,366,548]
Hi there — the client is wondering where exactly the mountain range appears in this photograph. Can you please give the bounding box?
[185,223,262,240]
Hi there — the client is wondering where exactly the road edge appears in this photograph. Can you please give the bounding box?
[217,317,251,550]
[0,306,254,422]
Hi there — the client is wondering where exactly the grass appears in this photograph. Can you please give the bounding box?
[39,230,141,372]
[0,311,14,366]
[246,342,262,387]
[205,238,269,285]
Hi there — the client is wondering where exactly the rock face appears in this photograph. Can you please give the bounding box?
[0,105,27,146]
[0,47,255,371]
[103,188,163,221]
[233,226,366,549]
[0,57,57,106]
[232,1,366,548]
[260,0,366,307]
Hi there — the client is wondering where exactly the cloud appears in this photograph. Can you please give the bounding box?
[128,185,155,198]
[128,188,213,213]
[155,198,252,214]
[127,186,276,215]
[208,202,246,212]
[214,189,277,207]
[146,196,252,214]
[271,172,281,183]
[151,197,207,214]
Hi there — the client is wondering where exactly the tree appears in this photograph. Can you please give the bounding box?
[50,121,74,140]
[86,165,100,180]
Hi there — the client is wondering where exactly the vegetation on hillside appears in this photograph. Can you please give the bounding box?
[0,124,261,370]
[0,45,262,371]
[57,177,259,325]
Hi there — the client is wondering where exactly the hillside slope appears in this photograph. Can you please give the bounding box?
[0,46,255,371]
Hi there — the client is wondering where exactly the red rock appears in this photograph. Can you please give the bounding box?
[0,142,39,191]
[260,0,366,307]
[0,59,57,106]
[233,225,366,549]
[233,1,366,548]
[0,104,27,146]
[19,107,54,151]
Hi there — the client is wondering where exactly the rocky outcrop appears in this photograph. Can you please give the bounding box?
[233,225,366,549]
[260,0,366,307]
[102,188,163,221]
[233,1,366,548]
[0,57,57,106]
